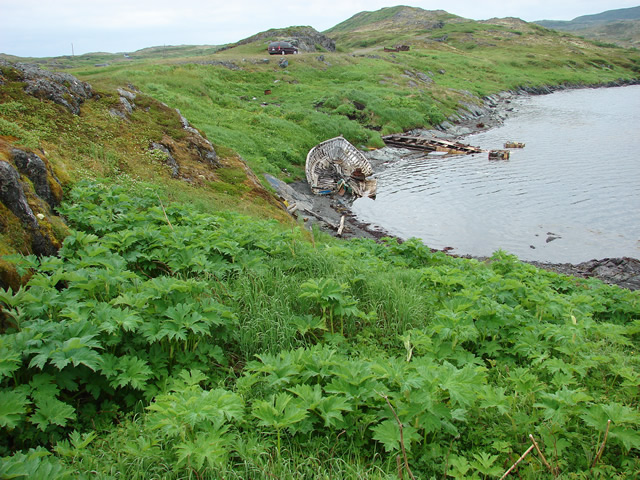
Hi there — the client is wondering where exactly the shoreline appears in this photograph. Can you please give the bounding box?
[276,84,640,290]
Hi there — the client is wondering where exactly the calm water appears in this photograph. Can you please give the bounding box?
[352,85,640,263]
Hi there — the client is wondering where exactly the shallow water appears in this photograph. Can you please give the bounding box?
[352,85,640,263]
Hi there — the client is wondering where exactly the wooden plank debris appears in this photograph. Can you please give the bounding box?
[384,45,410,52]
[382,134,482,154]
[337,215,346,236]
[489,150,510,160]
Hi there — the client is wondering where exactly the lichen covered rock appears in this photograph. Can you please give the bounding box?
[11,149,62,208]
[1,59,93,115]
[0,160,57,256]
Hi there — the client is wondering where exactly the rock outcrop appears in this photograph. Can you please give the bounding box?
[1,60,93,115]
[230,26,336,53]
[175,109,220,168]
[11,149,62,208]
[150,142,180,178]
[0,159,57,257]
[109,86,138,119]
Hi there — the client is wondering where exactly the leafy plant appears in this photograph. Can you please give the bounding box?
[1,181,639,478]
[252,392,308,456]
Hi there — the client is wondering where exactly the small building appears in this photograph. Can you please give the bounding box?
[384,45,410,52]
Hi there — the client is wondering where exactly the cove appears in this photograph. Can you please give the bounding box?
[352,85,640,263]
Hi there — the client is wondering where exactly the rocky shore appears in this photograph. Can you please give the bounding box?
[275,83,640,291]
[528,257,640,291]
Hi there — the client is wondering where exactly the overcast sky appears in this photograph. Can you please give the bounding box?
[1,0,638,58]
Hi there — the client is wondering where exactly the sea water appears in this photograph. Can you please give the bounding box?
[352,85,640,263]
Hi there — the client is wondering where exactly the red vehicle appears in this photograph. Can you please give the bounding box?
[268,41,298,55]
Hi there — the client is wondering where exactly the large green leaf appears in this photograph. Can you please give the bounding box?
[30,397,76,431]
[0,337,21,379]
[371,419,420,453]
[0,448,73,480]
[0,389,28,429]
[252,393,308,430]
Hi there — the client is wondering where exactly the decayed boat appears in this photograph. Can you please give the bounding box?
[382,134,482,154]
[305,136,377,198]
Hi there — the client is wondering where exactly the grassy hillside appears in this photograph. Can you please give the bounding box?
[0,60,290,274]
[326,6,460,34]
[1,7,640,478]
[62,9,639,183]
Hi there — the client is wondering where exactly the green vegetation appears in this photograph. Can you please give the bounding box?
[65,12,639,179]
[1,181,639,478]
[2,6,640,478]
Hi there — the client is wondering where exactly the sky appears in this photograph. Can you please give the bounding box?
[1,0,638,58]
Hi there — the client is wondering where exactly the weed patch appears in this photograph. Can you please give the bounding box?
[1,182,639,477]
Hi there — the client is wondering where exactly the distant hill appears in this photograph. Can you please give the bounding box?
[573,5,640,22]
[535,6,640,48]
[325,6,461,33]
[323,6,471,50]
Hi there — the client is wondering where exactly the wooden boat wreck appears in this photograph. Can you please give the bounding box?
[382,134,482,154]
[305,136,377,198]
[489,149,510,160]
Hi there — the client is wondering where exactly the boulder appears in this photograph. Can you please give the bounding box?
[0,161,56,256]
[11,149,61,208]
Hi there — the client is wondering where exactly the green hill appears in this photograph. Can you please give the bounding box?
[573,5,640,22]
[325,5,459,33]
[1,7,640,479]
[325,5,464,49]
[535,6,640,48]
